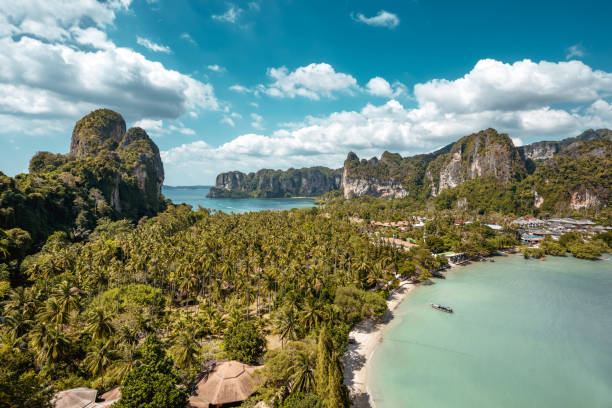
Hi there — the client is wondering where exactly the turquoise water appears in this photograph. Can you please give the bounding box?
[162,186,316,213]
[369,255,612,408]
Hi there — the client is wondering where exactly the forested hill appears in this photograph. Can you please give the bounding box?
[0,109,166,249]
[207,166,342,198]
[341,128,611,215]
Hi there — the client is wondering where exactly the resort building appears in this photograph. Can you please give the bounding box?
[188,360,262,408]
[512,217,544,229]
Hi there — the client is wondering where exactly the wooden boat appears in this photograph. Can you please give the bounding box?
[431,303,453,313]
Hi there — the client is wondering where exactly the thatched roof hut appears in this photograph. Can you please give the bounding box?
[189,361,262,407]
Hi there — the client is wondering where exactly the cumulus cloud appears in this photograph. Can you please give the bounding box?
[566,44,585,59]
[352,10,399,29]
[259,63,358,100]
[1,0,130,41]
[250,113,265,130]
[414,59,612,114]
[137,36,171,53]
[161,58,612,185]
[365,77,406,98]
[0,1,220,133]
[212,5,241,23]
[133,119,195,137]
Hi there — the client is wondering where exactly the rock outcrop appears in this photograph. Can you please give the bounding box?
[342,152,408,199]
[208,167,342,198]
[0,108,166,244]
[337,128,610,211]
[434,128,525,194]
[69,109,165,216]
[518,128,612,161]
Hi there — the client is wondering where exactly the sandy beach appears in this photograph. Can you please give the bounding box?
[342,279,416,408]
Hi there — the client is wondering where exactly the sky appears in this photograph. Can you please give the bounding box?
[1,0,611,185]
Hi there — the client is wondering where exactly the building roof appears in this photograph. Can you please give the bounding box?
[189,361,262,406]
[52,387,97,408]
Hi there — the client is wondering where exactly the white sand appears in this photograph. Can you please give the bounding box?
[343,280,416,408]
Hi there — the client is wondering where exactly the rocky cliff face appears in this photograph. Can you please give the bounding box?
[0,109,166,243]
[434,128,525,194]
[338,128,610,212]
[518,128,612,161]
[70,109,165,216]
[208,167,342,198]
[342,152,408,199]
[342,129,524,199]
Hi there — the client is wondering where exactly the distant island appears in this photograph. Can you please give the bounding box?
[207,166,342,198]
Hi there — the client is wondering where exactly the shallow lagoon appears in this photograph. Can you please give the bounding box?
[369,255,612,408]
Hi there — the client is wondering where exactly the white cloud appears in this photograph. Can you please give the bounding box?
[133,119,164,133]
[0,2,222,135]
[414,59,612,114]
[72,27,114,49]
[133,119,195,137]
[180,32,197,45]
[212,5,241,23]
[365,77,405,98]
[207,64,226,72]
[260,63,358,100]
[136,36,171,53]
[566,44,585,59]
[229,84,252,93]
[1,0,130,41]
[161,58,612,185]
[352,10,399,29]
[221,116,236,127]
[250,113,265,130]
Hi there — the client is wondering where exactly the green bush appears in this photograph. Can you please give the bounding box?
[114,335,188,408]
[223,321,266,364]
[333,287,387,324]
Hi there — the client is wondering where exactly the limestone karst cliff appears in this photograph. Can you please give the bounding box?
[0,109,165,243]
[340,128,610,211]
[207,167,342,198]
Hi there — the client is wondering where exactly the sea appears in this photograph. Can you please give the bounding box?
[368,255,612,408]
[162,186,316,213]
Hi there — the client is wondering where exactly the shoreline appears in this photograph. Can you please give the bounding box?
[342,278,417,408]
[342,258,491,408]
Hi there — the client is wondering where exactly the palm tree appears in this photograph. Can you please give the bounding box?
[29,323,70,368]
[86,307,115,340]
[169,329,200,372]
[299,298,323,332]
[274,306,299,347]
[108,345,139,384]
[84,339,115,390]
[291,350,316,394]
[52,280,82,318]
[38,297,69,329]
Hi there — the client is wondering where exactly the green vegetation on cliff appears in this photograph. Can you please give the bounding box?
[0,109,166,250]
[208,166,342,198]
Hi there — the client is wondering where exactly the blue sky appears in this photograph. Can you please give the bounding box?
[1,0,611,185]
